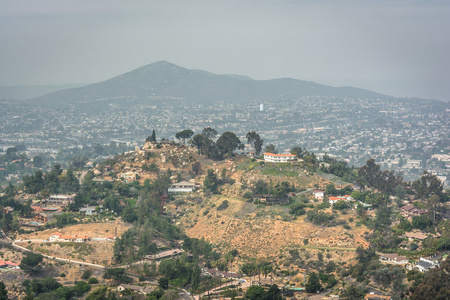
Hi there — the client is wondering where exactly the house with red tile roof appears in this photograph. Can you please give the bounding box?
[263,152,296,163]
[0,260,20,269]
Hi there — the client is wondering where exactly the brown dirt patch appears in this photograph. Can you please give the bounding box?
[17,222,131,241]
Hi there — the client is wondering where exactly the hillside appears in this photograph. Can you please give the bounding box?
[100,142,370,266]
[27,61,391,107]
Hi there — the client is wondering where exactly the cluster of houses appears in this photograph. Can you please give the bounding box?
[313,190,355,206]
[28,194,76,225]
[49,232,90,243]
[379,253,445,273]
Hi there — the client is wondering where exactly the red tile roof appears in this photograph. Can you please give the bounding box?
[263,152,296,157]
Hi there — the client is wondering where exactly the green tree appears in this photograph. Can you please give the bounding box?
[192,161,202,175]
[217,131,241,157]
[246,285,267,300]
[0,281,7,300]
[23,170,44,194]
[82,269,93,280]
[412,171,444,199]
[158,277,169,290]
[290,147,304,158]
[202,127,218,139]
[56,213,77,228]
[246,131,264,156]
[264,144,277,154]
[175,129,194,145]
[358,158,381,188]
[305,272,322,293]
[20,253,44,273]
[204,169,220,194]
[33,155,44,168]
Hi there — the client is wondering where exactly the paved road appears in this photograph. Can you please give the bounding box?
[11,240,106,269]
[193,279,251,300]
[11,238,194,299]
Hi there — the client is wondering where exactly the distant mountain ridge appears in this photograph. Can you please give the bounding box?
[0,84,86,101]
[27,61,392,107]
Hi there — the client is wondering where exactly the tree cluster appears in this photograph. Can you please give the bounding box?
[190,128,243,160]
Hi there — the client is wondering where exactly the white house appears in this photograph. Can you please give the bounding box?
[379,253,408,265]
[263,152,296,163]
[49,232,62,242]
[328,197,341,205]
[168,181,196,193]
[46,194,75,206]
[314,190,324,200]
[415,256,441,273]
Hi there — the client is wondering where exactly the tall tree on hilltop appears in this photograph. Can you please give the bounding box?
[175,129,194,145]
[265,144,277,154]
[146,129,156,142]
[217,131,241,157]
[412,171,444,199]
[246,131,264,156]
[358,158,382,188]
[202,127,218,140]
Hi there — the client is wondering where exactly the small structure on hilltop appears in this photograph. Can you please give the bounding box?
[263,152,296,163]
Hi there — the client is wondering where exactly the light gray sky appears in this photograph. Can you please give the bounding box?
[1,0,449,100]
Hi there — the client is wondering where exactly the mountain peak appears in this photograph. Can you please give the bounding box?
[28,61,391,107]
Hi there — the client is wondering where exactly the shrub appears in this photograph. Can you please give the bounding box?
[81,269,93,280]
[88,277,99,284]
[217,200,229,211]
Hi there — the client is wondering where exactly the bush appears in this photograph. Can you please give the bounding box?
[217,200,229,211]
[81,269,93,280]
[88,277,99,284]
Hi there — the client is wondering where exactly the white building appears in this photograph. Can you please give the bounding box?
[263,152,296,163]
[379,253,408,265]
[168,181,197,193]
[314,190,324,200]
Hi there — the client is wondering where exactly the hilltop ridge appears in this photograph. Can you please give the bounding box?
[27,61,391,107]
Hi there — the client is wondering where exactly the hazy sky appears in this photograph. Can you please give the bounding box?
[1,0,449,100]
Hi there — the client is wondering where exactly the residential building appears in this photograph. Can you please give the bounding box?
[314,190,324,200]
[400,204,427,218]
[46,194,75,206]
[364,293,392,300]
[379,253,408,265]
[168,181,197,193]
[263,152,296,163]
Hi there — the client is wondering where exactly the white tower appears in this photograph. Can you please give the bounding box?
[260,103,264,111]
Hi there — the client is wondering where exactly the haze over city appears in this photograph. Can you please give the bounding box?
[1,0,449,101]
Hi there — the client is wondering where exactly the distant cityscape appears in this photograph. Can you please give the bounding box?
[1,94,448,185]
